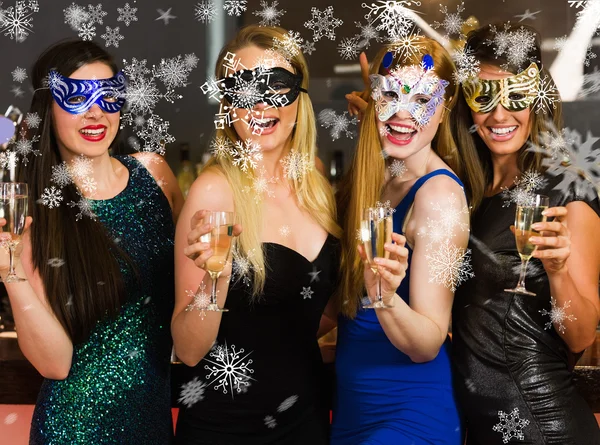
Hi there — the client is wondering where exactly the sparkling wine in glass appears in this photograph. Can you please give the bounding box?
[0,183,28,283]
[198,211,235,312]
[504,194,549,296]
[361,206,393,309]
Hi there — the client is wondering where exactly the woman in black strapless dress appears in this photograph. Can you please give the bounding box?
[170,24,341,445]
[452,23,600,444]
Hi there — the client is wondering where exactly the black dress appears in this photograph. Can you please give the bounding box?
[452,171,600,445]
[175,234,340,445]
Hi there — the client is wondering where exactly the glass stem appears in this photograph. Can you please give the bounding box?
[516,257,530,290]
[377,274,383,303]
[8,243,16,278]
[210,271,219,306]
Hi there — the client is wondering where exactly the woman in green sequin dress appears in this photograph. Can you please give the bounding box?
[1,40,183,444]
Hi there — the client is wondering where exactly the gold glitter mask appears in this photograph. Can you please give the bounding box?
[462,63,540,113]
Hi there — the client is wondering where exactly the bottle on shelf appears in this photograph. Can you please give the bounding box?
[176,142,196,198]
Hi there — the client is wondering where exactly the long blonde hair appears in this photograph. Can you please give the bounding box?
[336,38,485,318]
[203,25,342,298]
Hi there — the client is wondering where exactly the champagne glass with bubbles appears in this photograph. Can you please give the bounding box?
[361,206,394,309]
[199,211,235,312]
[0,183,28,283]
[504,194,549,296]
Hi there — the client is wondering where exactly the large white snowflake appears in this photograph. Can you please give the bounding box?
[501,170,546,207]
[492,408,530,444]
[11,66,26,82]
[195,1,218,24]
[1,0,38,42]
[318,109,357,141]
[272,30,303,61]
[432,2,465,43]
[10,128,40,164]
[420,193,470,247]
[63,2,89,31]
[304,6,343,42]
[204,342,254,396]
[361,0,417,42]
[252,0,286,27]
[117,2,137,27]
[157,54,194,89]
[539,296,577,334]
[136,114,175,153]
[338,36,361,60]
[101,26,124,48]
[390,31,424,62]
[178,377,206,408]
[232,139,263,173]
[69,154,93,181]
[453,46,481,84]
[41,186,63,209]
[223,0,246,16]
[243,167,276,202]
[210,136,233,159]
[280,149,312,181]
[425,240,474,291]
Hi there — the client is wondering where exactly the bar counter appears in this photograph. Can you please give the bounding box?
[1,332,600,411]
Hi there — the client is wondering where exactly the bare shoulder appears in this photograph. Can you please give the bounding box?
[187,166,234,211]
[130,152,169,177]
[413,173,467,211]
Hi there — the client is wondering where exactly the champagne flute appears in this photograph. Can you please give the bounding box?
[504,194,550,296]
[198,211,235,312]
[0,182,28,283]
[361,207,394,309]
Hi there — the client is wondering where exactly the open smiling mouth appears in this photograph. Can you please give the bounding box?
[386,123,417,141]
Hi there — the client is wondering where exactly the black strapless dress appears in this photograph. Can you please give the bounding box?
[452,171,600,445]
[175,234,340,445]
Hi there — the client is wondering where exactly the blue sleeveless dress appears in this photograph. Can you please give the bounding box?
[332,169,464,445]
[30,155,175,444]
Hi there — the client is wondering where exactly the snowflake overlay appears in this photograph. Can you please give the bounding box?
[388,159,407,178]
[178,377,206,408]
[484,23,538,71]
[338,36,361,60]
[432,2,466,44]
[304,6,343,42]
[195,1,218,24]
[101,26,124,48]
[277,394,299,412]
[539,296,577,334]
[223,0,247,16]
[318,109,357,141]
[501,170,546,207]
[425,240,474,291]
[41,187,63,209]
[492,408,530,444]
[11,66,27,82]
[231,139,263,173]
[1,0,39,42]
[117,2,137,26]
[204,342,255,397]
[252,0,286,27]
[264,415,277,428]
[280,150,313,181]
[272,30,303,61]
[361,0,420,42]
[279,225,291,238]
[301,286,314,300]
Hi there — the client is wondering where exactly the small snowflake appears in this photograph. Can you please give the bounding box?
[532,75,560,114]
[204,342,255,396]
[184,53,199,69]
[432,2,466,42]
[425,240,474,291]
[87,4,107,25]
[375,200,396,219]
[301,286,314,299]
[300,40,316,55]
[195,1,218,24]
[243,167,276,202]
[388,159,407,178]
[210,136,233,159]
[277,394,298,412]
[223,0,246,16]
[318,109,357,141]
[492,408,530,444]
[47,257,65,268]
[24,112,41,128]
[304,6,343,42]
[186,282,211,319]
[178,377,206,408]
[264,415,277,428]
[485,23,537,71]
[80,176,97,196]
[69,155,93,181]
[157,55,193,89]
[41,186,63,209]
[539,296,577,334]
[11,66,27,83]
[419,194,470,248]
[453,47,480,84]
[280,150,312,181]
[519,170,547,191]
[390,31,424,62]
[10,128,41,164]
[252,0,286,27]
[338,36,360,60]
[67,194,96,221]
[101,26,124,48]
[361,0,415,42]
[231,139,263,173]
[279,225,291,238]
[501,170,546,207]
[308,266,321,283]
[77,22,96,41]
[273,30,303,61]
[117,2,138,27]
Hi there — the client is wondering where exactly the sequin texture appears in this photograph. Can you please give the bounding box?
[30,155,175,444]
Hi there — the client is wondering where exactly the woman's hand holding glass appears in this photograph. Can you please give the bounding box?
[183,210,242,312]
[358,232,409,308]
[529,206,571,275]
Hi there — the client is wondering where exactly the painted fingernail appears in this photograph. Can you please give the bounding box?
[542,210,549,216]
[529,237,540,243]
[374,258,381,264]
[531,223,542,230]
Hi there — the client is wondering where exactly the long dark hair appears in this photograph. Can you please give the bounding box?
[457,23,563,209]
[16,40,134,345]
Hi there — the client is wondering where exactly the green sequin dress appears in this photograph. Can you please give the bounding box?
[30,155,175,444]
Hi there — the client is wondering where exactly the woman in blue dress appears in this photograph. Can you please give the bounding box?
[332,37,484,445]
[1,40,183,444]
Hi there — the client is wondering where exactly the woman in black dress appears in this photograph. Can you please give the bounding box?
[171,25,341,445]
[452,23,600,444]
